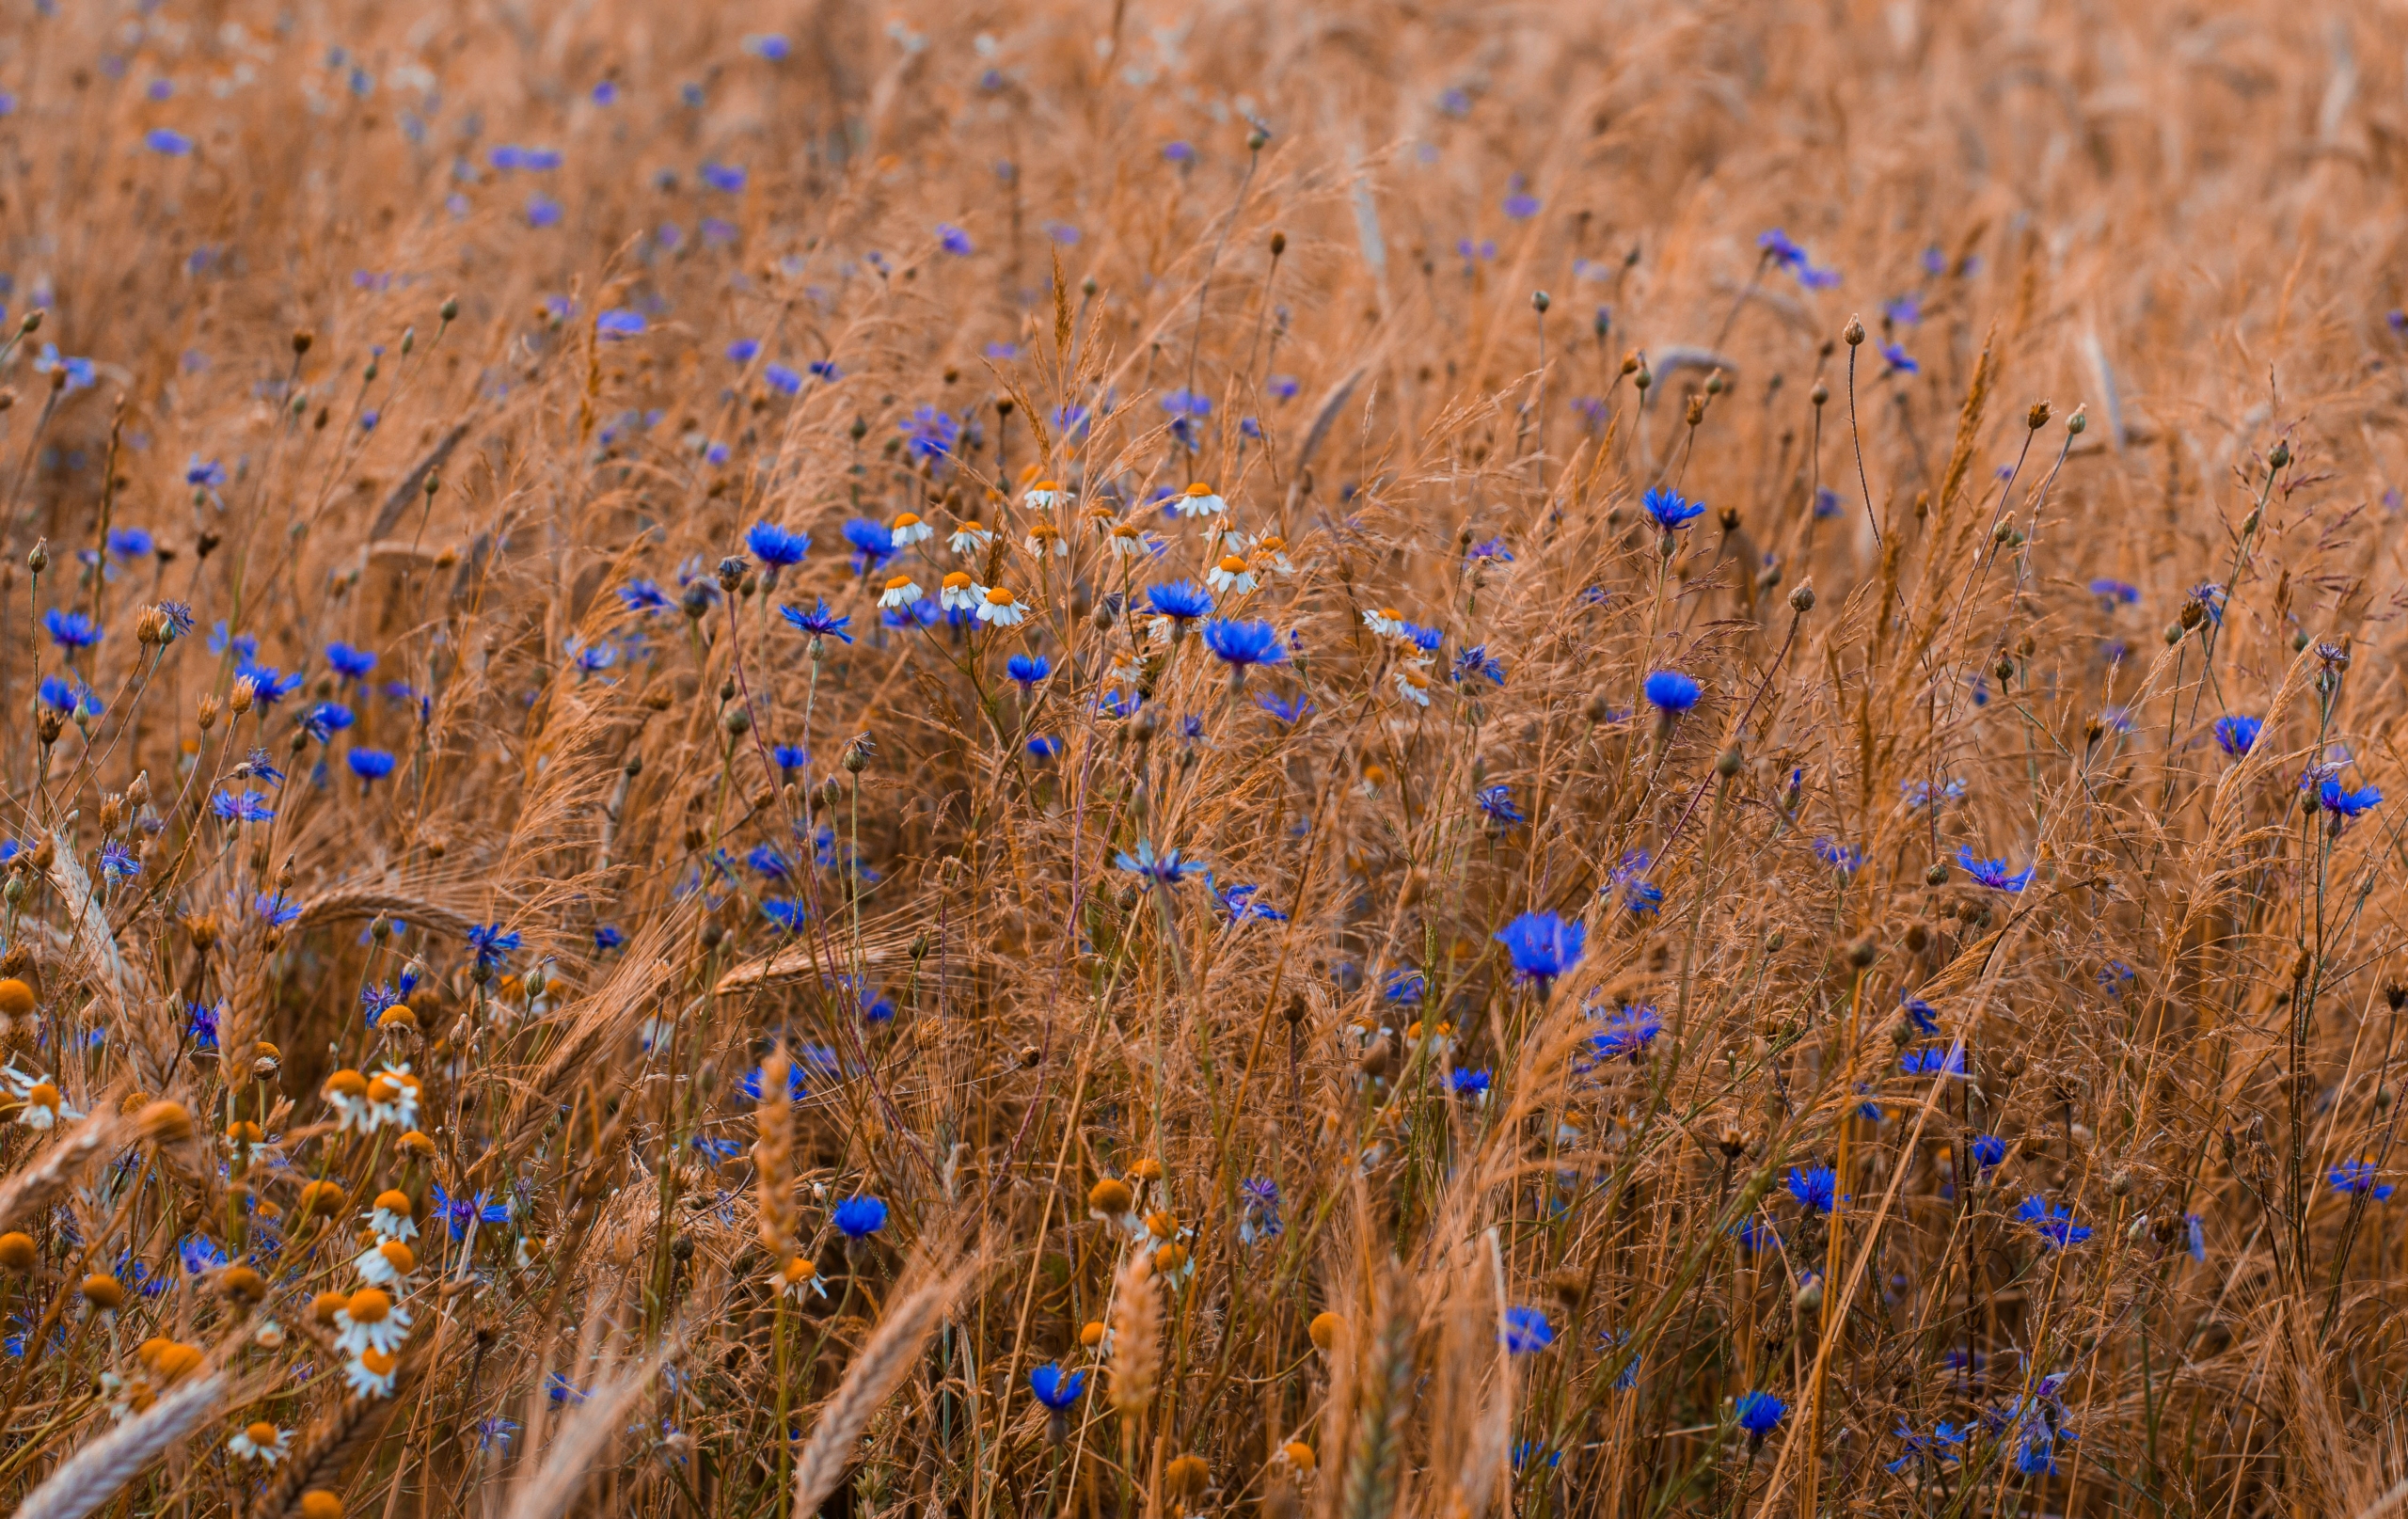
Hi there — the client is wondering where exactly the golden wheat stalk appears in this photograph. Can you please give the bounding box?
[791,1269,964,1517]
[0,1106,126,1233]
[11,1371,224,1519]
[499,1358,662,1519]
[1106,1249,1161,1418]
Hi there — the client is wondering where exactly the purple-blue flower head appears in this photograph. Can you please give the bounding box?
[1501,1305,1555,1353]
[1029,1365,1086,1410]
[780,599,854,644]
[1145,580,1214,623]
[1495,911,1583,987]
[1642,671,1700,714]
[747,521,809,568]
[1200,618,1286,668]
[832,1195,888,1238]
[596,309,646,340]
[43,609,102,649]
[1956,846,2033,893]
[1735,1391,1788,1438]
[1641,486,1704,531]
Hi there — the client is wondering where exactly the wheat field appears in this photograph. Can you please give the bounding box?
[0,0,2405,1515]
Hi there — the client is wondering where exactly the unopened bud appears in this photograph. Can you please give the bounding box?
[2026,402,2052,430]
[1843,317,1865,347]
[1788,582,1815,613]
[2066,406,2087,435]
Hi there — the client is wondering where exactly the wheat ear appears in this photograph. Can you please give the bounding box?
[0,1107,126,1233]
[12,1371,225,1519]
[791,1268,964,1516]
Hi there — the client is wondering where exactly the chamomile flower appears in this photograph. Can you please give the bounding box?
[879,575,925,609]
[777,1254,828,1299]
[4,1068,76,1129]
[1394,664,1434,706]
[228,1421,293,1464]
[1025,521,1068,558]
[1250,534,1295,575]
[345,1344,404,1398]
[1363,607,1405,638]
[940,572,988,611]
[1023,480,1068,508]
[323,1068,371,1130]
[364,1066,421,1131]
[1173,483,1227,518]
[978,586,1028,625]
[949,521,992,554]
[365,1189,418,1242]
[890,511,933,546]
[1206,554,1258,593]
[1109,522,1155,559]
[353,1239,417,1287]
[334,1288,412,1356]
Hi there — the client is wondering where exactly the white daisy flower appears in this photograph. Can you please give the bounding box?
[229,1422,293,1465]
[364,1066,420,1131]
[1252,534,1295,575]
[1394,664,1434,706]
[949,521,992,555]
[939,572,987,611]
[1205,554,1258,594]
[1022,480,1068,508]
[977,587,1028,626]
[1173,483,1227,518]
[889,511,933,546]
[878,575,924,609]
[354,1240,417,1287]
[345,1345,403,1399]
[777,1255,828,1300]
[5,1068,76,1130]
[333,1289,412,1357]
[364,1190,418,1243]
[1363,607,1405,638]
[1024,522,1068,558]
[1108,522,1153,559]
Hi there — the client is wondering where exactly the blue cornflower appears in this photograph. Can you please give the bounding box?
[107,527,153,559]
[1590,1005,1662,1063]
[1501,1305,1555,1353]
[2213,715,2260,758]
[467,923,520,973]
[763,363,804,395]
[1735,1390,1788,1439]
[935,224,974,256]
[1786,1165,1837,1214]
[1256,690,1311,725]
[1642,670,1700,713]
[1494,910,1584,988]
[1733,1217,1782,1253]
[1006,653,1052,690]
[727,339,762,363]
[211,791,275,823]
[98,841,139,882]
[901,407,960,466]
[1884,1420,1968,1473]
[2330,1159,2395,1199]
[1145,579,1214,623]
[2320,778,2383,816]
[185,454,228,488]
[1201,619,1287,669]
[1611,850,1663,918]
[832,1195,888,1238]
[772,744,810,773]
[43,609,102,649]
[326,642,378,680]
[1115,840,1207,886]
[1901,1044,1967,1078]
[347,749,397,783]
[303,702,355,740]
[2089,578,2140,605]
[1902,996,1939,1035]
[699,161,746,193]
[362,969,420,1027]
[747,521,810,567]
[431,1186,511,1240]
[146,127,194,154]
[842,518,896,570]
[1215,882,1287,923]
[761,898,809,932]
[1028,735,1064,759]
[254,894,302,926]
[594,926,626,952]
[1758,229,1839,287]
[238,664,306,705]
[1956,847,2033,893]
[1160,388,1212,419]
[1970,1133,2007,1169]
[1476,785,1524,826]
[1029,1364,1086,1410]
[743,1062,808,1102]
[1812,838,1862,873]
[1880,342,1918,373]
[39,676,99,718]
[2015,1195,2094,1248]
[619,580,671,615]
[154,602,195,641]
[1641,486,1704,531]
[1383,968,1428,1005]
[1883,293,1923,326]
[1450,1068,1493,1100]
[179,1237,229,1274]
[596,309,647,340]
[1452,644,1505,685]
[1239,1177,1283,1244]
[1503,190,1541,219]
[186,999,222,1049]
[779,599,855,644]
[747,844,794,880]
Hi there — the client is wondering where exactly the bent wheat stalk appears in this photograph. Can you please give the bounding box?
[792,1267,966,1517]
[12,1371,225,1519]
